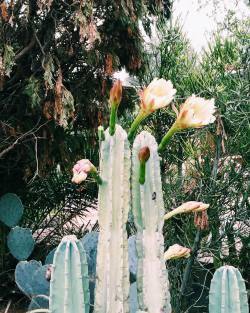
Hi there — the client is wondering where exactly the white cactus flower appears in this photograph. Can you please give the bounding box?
[176,95,216,129]
[140,78,176,113]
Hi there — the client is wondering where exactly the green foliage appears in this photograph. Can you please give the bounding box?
[23,77,41,110]
[0,0,167,195]
[135,13,250,313]
[2,44,15,77]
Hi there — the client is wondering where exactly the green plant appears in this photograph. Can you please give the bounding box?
[209,265,248,313]
[94,124,131,313]
[50,235,90,313]
[0,193,34,262]
[132,131,171,312]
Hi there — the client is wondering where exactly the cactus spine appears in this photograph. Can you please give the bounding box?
[94,125,130,313]
[49,235,90,313]
[209,265,249,313]
[132,131,171,313]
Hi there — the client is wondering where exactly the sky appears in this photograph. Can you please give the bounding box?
[173,0,250,53]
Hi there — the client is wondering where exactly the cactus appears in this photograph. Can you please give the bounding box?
[49,235,90,313]
[28,295,49,312]
[7,226,35,260]
[94,125,130,313]
[15,260,50,297]
[0,193,24,227]
[132,131,171,313]
[209,265,249,313]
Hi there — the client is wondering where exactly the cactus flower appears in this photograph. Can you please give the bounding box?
[175,95,216,129]
[164,201,209,220]
[158,95,216,153]
[109,80,122,136]
[128,78,176,140]
[72,159,102,185]
[140,78,176,114]
[164,244,191,260]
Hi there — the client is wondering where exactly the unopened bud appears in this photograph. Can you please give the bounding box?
[138,146,150,163]
[109,79,122,108]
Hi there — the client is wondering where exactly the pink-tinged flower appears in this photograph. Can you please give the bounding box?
[164,244,191,260]
[72,159,93,184]
[109,79,122,108]
[175,95,216,129]
[140,78,176,114]
[164,201,209,220]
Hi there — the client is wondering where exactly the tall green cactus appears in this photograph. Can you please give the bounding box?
[132,131,171,313]
[50,235,90,313]
[94,125,131,313]
[209,265,249,313]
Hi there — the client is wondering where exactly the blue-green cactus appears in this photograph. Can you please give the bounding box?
[7,226,35,260]
[209,265,249,313]
[132,131,171,313]
[49,235,90,313]
[15,260,42,296]
[15,260,50,297]
[28,295,49,313]
[94,125,131,313]
[0,193,23,227]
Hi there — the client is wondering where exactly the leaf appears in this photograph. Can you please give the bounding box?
[54,69,75,128]
[3,45,15,77]
[43,56,55,92]
[23,77,41,109]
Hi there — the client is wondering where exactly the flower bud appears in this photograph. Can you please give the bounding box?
[138,146,150,163]
[109,79,122,108]
[72,159,93,184]
[164,201,209,220]
[164,244,191,261]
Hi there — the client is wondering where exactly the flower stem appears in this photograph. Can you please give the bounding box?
[139,161,146,184]
[128,111,147,141]
[109,105,117,136]
[91,168,103,185]
[158,123,178,153]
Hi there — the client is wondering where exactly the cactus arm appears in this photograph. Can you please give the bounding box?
[94,125,130,313]
[209,265,249,313]
[49,235,89,313]
[132,131,164,232]
[132,131,171,313]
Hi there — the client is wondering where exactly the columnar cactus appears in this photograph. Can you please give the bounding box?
[49,235,90,313]
[132,131,171,313]
[209,265,249,313]
[94,125,131,313]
